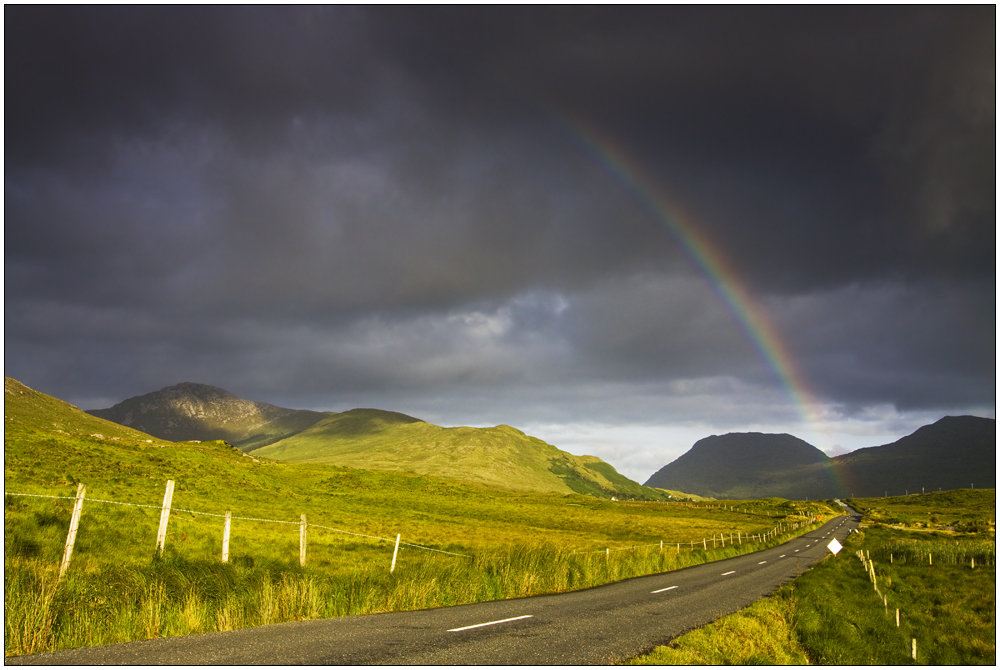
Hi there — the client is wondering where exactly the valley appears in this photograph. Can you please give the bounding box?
[4,377,831,657]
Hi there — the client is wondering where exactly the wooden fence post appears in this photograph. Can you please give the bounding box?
[911,638,917,660]
[391,533,401,572]
[896,609,900,627]
[299,514,307,567]
[155,480,175,554]
[703,538,707,550]
[222,511,232,563]
[59,483,86,579]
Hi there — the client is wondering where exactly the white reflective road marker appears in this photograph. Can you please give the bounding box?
[651,585,678,593]
[721,571,736,576]
[448,615,533,632]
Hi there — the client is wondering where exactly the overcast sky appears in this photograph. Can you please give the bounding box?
[6,7,995,482]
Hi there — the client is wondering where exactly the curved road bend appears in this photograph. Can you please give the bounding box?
[11,510,860,665]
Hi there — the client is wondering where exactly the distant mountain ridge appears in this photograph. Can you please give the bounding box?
[88,382,329,450]
[645,416,995,499]
[88,382,666,500]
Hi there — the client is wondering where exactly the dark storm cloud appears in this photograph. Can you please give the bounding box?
[5,6,994,436]
[368,6,994,289]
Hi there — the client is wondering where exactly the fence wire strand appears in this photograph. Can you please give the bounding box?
[6,489,811,560]
[5,490,464,555]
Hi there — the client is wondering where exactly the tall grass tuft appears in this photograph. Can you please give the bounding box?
[871,539,995,565]
[4,561,59,656]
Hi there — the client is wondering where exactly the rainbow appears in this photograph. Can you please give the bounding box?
[559,118,849,496]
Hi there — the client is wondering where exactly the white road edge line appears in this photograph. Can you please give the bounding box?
[651,586,679,593]
[721,570,736,576]
[448,615,533,632]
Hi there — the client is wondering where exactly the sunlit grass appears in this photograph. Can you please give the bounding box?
[627,500,996,666]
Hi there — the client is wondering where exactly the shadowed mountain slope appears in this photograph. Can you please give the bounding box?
[644,416,995,499]
[644,433,829,499]
[87,382,329,450]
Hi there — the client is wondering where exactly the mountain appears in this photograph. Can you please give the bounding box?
[821,415,996,498]
[87,382,664,499]
[644,433,830,499]
[87,382,329,450]
[644,416,995,499]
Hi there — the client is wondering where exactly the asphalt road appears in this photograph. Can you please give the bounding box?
[11,510,860,665]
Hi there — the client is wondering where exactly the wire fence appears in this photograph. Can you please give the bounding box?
[4,488,464,559]
[5,482,821,577]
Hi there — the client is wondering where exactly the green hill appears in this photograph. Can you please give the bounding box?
[255,408,662,499]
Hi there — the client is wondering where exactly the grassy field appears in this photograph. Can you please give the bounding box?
[629,489,995,665]
[4,378,835,656]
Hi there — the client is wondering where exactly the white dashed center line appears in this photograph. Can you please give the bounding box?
[651,586,678,594]
[721,571,736,576]
[779,555,786,558]
[448,615,533,632]
[794,549,800,552]
[758,560,767,564]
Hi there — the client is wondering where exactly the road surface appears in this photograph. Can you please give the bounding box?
[10,511,860,665]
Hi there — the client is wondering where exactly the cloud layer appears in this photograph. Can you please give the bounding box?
[6,7,994,480]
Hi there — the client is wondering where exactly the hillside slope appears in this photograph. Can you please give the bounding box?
[87,382,329,450]
[643,416,995,499]
[6,377,172,444]
[255,409,661,498]
[825,415,995,497]
[644,433,828,499]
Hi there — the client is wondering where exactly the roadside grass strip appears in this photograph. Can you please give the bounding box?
[448,615,533,632]
[626,591,809,665]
